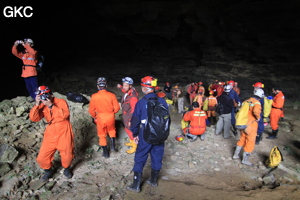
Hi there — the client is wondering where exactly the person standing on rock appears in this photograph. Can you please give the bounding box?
[127,76,169,193]
[89,77,120,158]
[266,86,285,139]
[12,38,38,102]
[117,77,139,154]
[233,89,263,166]
[29,86,74,181]
[183,102,208,141]
[215,85,235,138]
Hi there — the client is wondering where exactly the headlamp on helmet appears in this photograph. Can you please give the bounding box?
[141,76,157,88]
[35,86,51,100]
[122,77,133,85]
[24,38,34,44]
[97,77,107,87]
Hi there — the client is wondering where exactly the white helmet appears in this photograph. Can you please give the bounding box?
[122,77,133,85]
[224,85,231,92]
[24,38,34,44]
[254,88,264,98]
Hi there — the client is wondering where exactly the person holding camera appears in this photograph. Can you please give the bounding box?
[12,38,38,102]
[29,86,74,181]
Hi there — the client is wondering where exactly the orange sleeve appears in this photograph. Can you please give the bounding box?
[253,102,261,120]
[50,99,70,123]
[183,111,191,122]
[88,95,97,118]
[24,45,37,57]
[12,45,22,59]
[29,105,45,122]
[272,92,285,108]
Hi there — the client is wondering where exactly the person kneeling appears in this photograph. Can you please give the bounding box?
[183,102,208,142]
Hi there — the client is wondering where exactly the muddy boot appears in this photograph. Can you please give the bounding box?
[186,133,197,142]
[233,145,242,160]
[63,167,73,179]
[242,152,254,166]
[212,116,217,125]
[207,117,212,127]
[101,146,110,158]
[255,134,262,145]
[110,137,117,152]
[41,168,53,182]
[200,132,206,141]
[146,169,160,187]
[127,172,142,193]
[232,126,238,136]
[266,129,278,139]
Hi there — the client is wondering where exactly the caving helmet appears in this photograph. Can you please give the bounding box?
[224,85,231,92]
[24,38,34,45]
[97,77,107,87]
[35,86,51,95]
[209,90,214,95]
[227,80,235,85]
[122,77,133,85]
[253,82,264,88]
[141,76,157,88]
[198,82,203,85]
[254,88,264,98]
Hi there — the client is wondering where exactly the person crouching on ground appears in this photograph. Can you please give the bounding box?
[183,102,208,141]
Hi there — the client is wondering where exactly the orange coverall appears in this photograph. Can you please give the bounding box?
[29,98,74,169]
[183,108,207,135]
[237,97,261,153]
[12,44,38,78]
[270,91,285,130]
[217,86,224,97]
[233,86,240,95]
[89,89,120,146]
[187,84,198,105]
[207,95,217,117]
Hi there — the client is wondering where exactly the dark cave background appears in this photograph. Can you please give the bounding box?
[1,0,300,102]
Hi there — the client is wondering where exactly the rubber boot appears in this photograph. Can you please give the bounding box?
[41,168,53,182]
[232,126,238,136]
[110,137,117,152]
[242,152,254,166]
[127,172,142,193]
[233,145,242,160]
[207,117,212,127]
[200,132,206,141]
[255,134,262,145]
[186,133,197,142]
[126,140,137,154]
[266,129,278,139]
[101,146,110,158]
[125,139,133,147]
[212,116,217,125]
[146,169,160,187]
[63,167,73,179]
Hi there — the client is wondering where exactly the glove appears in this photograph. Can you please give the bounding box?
[237,102,241,107]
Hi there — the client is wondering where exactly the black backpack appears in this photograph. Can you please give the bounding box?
[143,96,171,145]
[215,95,224,114]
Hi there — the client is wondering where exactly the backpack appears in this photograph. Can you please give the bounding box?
[265,146,283,168]
[235,99,251,130]
[202,98,208,111]
[36,54,44,72]
[67,92,89,104]
[215,96,224,114]
[143,97,171,145]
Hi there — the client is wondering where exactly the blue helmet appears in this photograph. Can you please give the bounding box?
[122,77,133,85]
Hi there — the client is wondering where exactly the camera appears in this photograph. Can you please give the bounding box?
[17,40,23,44]
[40,93,50,100]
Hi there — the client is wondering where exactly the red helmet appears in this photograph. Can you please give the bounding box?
[141,76,157,88]
[36,86,51,95]
[198,82,203,85]
[253,82,264,88]
[227,80,234,85]
[209,90,214,94]
[166,82,169,85]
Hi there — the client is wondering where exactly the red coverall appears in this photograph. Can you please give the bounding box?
[121,88,138,140]
[29,98,74,169]
[183,108,207,135]
[270,91,285,130]
[216,86,224,97]
[89,89,120,146]
[187,84,198,105]
[237,97,261,153]
[12,44,37,78]
[233,86,240,95]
